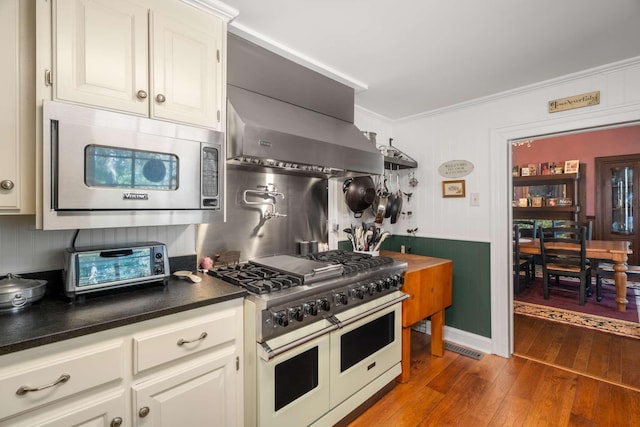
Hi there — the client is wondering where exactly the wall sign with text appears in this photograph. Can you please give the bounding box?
[438,160,474,178]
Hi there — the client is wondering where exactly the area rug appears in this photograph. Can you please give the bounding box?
[514,275,640,339]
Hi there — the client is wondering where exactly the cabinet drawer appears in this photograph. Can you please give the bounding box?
[0,341,124,421]
[133,305,239,374]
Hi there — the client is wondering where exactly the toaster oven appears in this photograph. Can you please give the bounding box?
[63,242,170,298]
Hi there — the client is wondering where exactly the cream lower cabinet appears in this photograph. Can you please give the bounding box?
[0,300,243,427]
[0,0,35,214]
[53,0,224,130]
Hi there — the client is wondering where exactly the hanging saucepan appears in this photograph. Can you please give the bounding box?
[0,273,47,311]
[343,176,376,218]
[373,193,388,224]
[390,168,404,224]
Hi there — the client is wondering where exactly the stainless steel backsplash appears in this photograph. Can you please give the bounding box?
[196,165,328,263]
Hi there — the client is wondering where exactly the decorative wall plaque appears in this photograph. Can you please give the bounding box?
[438,160,474,178]
[549,91,600,113]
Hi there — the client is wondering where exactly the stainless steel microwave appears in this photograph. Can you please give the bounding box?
[41,101,225,230]
[63,242,170,298]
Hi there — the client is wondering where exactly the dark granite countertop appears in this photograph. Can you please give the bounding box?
[0,272,245,356]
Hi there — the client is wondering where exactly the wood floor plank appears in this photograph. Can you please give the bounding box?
[524,364,578,426]
[553,320,582,368]
[585,330,612,379]
[620,337,640,387]
[569,375,600,426]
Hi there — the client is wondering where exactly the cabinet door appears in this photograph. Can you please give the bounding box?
[132,352,237,426]
[0,0,20,209]
[597,156,640,264]
[150,10,222,129]
[20,392,125,427]
[55,0,149,116]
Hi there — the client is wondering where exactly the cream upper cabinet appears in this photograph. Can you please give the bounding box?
[0,0,35,214]
[54,0,224,130]
[54,0,149,116]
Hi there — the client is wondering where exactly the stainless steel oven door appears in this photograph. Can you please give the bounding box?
[329,294,403,407]
[257,333,331,427]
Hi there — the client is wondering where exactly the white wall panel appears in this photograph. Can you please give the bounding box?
[0,216,196,275]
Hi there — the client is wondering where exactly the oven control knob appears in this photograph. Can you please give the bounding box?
[391,274,403,287]
[317,298,331,311]
[375,280,384,292]
[352,287,365,300]
[273,310,289,327]
[305,302,318,316]
[336,292,348,305]
[290,306,304,322]
[368,283,376,295]
[384,278,392,289]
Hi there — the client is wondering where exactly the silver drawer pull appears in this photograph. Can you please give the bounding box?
[177,332,208,346]
[16,374,70,395]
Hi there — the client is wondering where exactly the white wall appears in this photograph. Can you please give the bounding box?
[387,57,640,356]
[0,215,196,275]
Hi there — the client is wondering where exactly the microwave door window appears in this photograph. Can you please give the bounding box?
[85,146,178,190]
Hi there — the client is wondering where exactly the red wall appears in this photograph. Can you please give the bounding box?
[512,125,640,216]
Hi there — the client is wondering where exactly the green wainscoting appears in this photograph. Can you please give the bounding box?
[338,235,491,338]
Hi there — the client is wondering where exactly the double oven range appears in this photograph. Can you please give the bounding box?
[210,250,408,427]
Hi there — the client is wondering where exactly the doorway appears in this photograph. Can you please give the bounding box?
[509,125,640,348]
[488,106,640,358]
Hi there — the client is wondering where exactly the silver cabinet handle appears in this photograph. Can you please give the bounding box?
[136,90,148,99]
[16,374,70,395]
[155,93,166,103]
[110,417,123,427]
[138,406,150,418]
[0,180,14,190]
[177,332,207,346]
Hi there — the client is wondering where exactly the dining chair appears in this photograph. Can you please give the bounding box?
[514,219,537,280]
[552,220,593,240]
[513,224,533,294]
[539,225,592,305]
[595,262,640,302]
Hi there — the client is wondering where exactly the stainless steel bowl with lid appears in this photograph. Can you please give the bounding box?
[0,273,47,311]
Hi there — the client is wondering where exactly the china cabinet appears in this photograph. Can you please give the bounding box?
[596,154,640,265]
[512,165,585,222]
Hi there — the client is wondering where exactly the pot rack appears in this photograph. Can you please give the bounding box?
[379,138,418,169]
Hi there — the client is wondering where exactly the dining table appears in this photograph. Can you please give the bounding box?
[519,238,633,311]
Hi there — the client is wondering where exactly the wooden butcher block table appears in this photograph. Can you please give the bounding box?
[381,250,453,383]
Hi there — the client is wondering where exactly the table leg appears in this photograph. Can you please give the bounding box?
[430,310,445,357]
[399,327,411,383]
[613,255,629,311]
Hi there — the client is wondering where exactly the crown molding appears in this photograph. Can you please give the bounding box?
[228,22,368,93]
[180,0,239,22]
[392,56,640,123]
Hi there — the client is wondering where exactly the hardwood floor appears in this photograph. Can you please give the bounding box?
[348,329,640,426]
[514,313,640,390]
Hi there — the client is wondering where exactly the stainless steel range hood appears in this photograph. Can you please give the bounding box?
[227,34,383,177]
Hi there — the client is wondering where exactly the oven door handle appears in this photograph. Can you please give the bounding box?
[335,292,410,329]
[259,323,339,361]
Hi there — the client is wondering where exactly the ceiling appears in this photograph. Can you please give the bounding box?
[221,0,640,120]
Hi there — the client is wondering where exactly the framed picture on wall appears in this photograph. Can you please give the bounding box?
[564,160,579,174]
[442,180,465,198]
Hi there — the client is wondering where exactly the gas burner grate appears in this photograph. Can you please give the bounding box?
[304,250,394,273]
[208,264,303,294]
